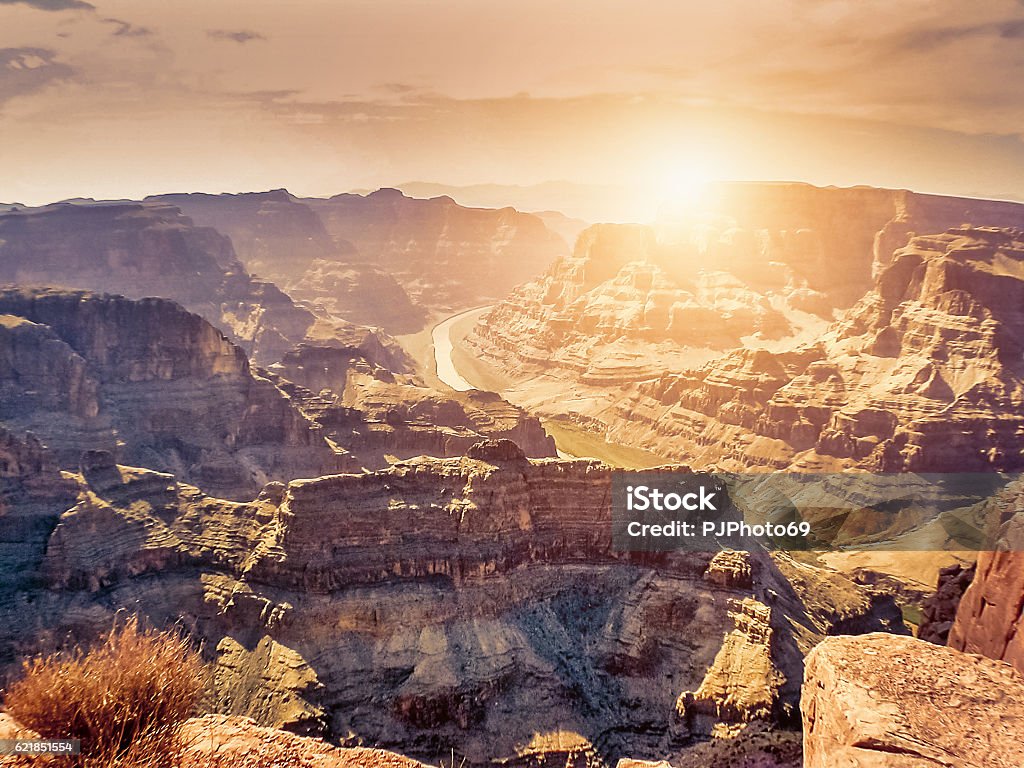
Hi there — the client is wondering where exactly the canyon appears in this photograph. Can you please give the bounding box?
[3,182,1024,767]
[466,185,1024,478]
[0,430,904,766]
[0,201,315,364]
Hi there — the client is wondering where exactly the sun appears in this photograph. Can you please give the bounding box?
[661,169,712,207]
[649,157,719,218]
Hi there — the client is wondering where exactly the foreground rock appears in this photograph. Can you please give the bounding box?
[0,713,430,768]
[948,480,1024,672]
[802,633,1024,768]
[176,715,431,768]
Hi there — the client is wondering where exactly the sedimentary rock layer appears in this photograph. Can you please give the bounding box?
[0,201,314,363]
[469,184,1024,476]
[0,446,904,766]
[149,188,568,330]
[268,349,556,468]
[0,288,346,500]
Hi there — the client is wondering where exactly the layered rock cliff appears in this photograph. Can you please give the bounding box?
[149,190,338,280]
[0,445,904,766]
[0,201,315,363]
[0,428,77,608]
[468,185,1024,476]
[305,189,567,310]
[0,288,347,500]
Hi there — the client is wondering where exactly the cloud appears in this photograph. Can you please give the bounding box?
[0,0,93,10]
[101,18,152,37]
[207,29,265,44]
[883,17,1024,53]
[0,47,74,105]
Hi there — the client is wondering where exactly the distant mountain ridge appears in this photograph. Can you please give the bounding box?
[147,187,569,332]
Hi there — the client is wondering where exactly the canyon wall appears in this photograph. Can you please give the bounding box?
[269,347,556,468]
[150,188,568,332]
[0,443,904,766]
[469,185,1024,476]
[0,288,347,500]
[0,201,315,363]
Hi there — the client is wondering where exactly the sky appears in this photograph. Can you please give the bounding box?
[3,0,1024,216]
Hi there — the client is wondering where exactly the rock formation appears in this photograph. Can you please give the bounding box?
[0,712,430,768]
[267,348,556,468]
[291,260,427,333]
[0,288,347,500]
[917,562,975,645]
[802,633,1024,768]
[468,185,1024,479]
[0,428,77,609]
[305,189,567,310]
[149,190,338,280]
[948,480,1024,673]
[0,201,315,363]
[0,446,904,766]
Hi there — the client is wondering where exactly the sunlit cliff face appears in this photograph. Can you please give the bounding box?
[2,0,1024,210]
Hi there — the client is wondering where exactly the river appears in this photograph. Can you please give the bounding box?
[430,305,493,391]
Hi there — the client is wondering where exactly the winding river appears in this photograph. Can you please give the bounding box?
[430,305,492,391]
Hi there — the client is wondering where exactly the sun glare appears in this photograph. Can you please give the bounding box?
[645,156,720,220]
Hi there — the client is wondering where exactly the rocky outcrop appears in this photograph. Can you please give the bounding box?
[802,633,1024,768]
[949,551,1024,672]
[0,288,347,500]
[175,715,433,768]
[0,201,315,363]
[0,451,904,767]
[948,481,1024,672]
[0,712,431,768]
[676,598,779,732]
[918,562,975,645]
[267,348,556,468]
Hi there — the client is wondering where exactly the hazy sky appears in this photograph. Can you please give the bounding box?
[4,0,1024,213]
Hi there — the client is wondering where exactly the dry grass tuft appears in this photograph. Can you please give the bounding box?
[3,616,206,766]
